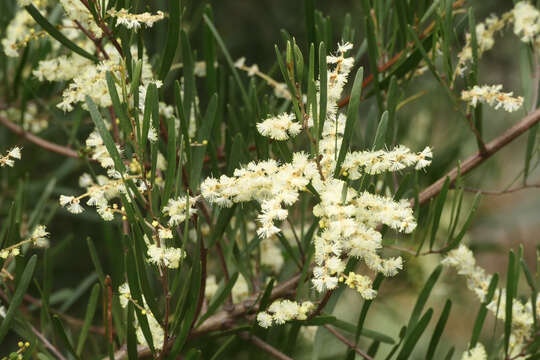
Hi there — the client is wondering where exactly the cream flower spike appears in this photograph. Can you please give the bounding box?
[108,9,165,30]
[461,84,523,112]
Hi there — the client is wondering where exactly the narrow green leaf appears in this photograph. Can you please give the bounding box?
[76,283,100,355]
[190,94,218,191]
[86,96,125,172]
[0,255,37,343]
[372,111,389,150]
[429,177,450,250]
[86,238,105,286]
[446,192,481,250]
[159,0,181,79]
[407,265,442,331]
[397,309,433,360]
[25,5,98,62]
[426,299,452,360]
[354,274,384,344]
[106,72,131,136]
[505,250,517,356]
[203,15,250,109]
[470,273,499,348]
[52,316,80,359]
[318,42,327,139]
[334,67,364,177]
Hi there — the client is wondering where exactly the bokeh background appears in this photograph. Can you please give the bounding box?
[1,0,538,358]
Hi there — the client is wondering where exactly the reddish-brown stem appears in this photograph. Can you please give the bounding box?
[239,332,294,360]
[308,289,334,320]
[79,0,124,57]
[323,325,374,360]
[462,183,540,196]
[0,114,88,160]
[74,19,109,60]
[415,107,540,206]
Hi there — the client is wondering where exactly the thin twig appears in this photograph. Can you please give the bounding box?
[0,114,85,160]
[308,290,334,320]
[239,332,294,360]
[29,324,68,360]
[74,20,109,60]
[462,183,540,196]
[323,325,374,360]
[415,107,540,206]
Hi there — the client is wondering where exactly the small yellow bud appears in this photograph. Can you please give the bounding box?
[202,140,208,145]
[24,342,30,348]
[122,216,127,220]
[342,171,348,177]
[152,220,159,227]
[141,309,146,315]
[18,341,24,348]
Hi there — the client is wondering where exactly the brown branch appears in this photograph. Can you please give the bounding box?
[323,325,374,360]
[462,183,540,196]
[29,323,68,360]
[0,114,86,160]
[308,290,334,320]
[239,332,294,360]
[414,107,540,206]
[78,0,124,57]
[74,20,109,60]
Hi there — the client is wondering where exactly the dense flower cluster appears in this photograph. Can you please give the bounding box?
[456,1,540,79]
[256,299,314,328]
[146,243,185,269]
[443,245,540,357]
[0,224,49,259]
[257,113,302,140]
[201,43,431,298]
[461,343,487,360]
[162,195,198,226]
[108,9,165,30]
[0,147,22,168]
[461,85,524,113]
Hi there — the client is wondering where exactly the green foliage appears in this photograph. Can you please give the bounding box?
[0,0,539,359]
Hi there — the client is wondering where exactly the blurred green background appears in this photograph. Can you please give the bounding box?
[1,0,538,358]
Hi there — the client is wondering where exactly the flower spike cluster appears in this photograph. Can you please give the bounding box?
[0,147,22,168]
[443,245,540,357]
[201,43,432,299]
[108,9,165,30]
[0,224,50,259]
[461,85,523,113]
[456,1,540,79]
[257,113,302,140]
[257,299,314,328]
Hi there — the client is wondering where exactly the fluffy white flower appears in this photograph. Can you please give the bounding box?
[256,113,302,140]
[0,147,22,167]
[163,195,198,226]
[461,84,523,112]
[461,343,487,360]
[257,300,314,328]
[109,9,165,30]
[146,244,185,269]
